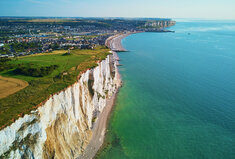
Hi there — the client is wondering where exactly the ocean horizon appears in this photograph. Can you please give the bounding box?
[97,20,235,159]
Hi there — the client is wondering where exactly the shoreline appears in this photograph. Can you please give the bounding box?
[80,33,131,159]
[79,89,120,159]
[106,32,141,52]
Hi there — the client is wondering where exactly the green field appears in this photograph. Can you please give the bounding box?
[0,47,110,129]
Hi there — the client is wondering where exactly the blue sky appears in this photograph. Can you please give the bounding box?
[1,0,235,19]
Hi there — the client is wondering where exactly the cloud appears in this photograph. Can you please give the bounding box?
[26,0,49,5]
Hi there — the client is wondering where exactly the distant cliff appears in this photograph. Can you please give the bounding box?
[0,53,121,159]
[142,20,176,29]
[162,20,176,28]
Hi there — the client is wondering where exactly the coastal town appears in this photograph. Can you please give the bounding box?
[1,0,234,158]
[0,17,176,158]
[0,17,176,57]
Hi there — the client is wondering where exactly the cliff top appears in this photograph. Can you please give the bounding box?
[0,46,111,130]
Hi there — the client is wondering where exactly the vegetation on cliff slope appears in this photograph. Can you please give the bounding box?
[0,46,110,130]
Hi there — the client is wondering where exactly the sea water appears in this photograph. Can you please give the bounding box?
[97,20,235,159]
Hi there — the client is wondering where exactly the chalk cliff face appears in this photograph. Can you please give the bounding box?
[0,53,121,159]
[144,20,176,28]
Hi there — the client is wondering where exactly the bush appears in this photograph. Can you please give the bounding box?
[14,64,59,77]
[0,57,13,71]
[0,57,11,63]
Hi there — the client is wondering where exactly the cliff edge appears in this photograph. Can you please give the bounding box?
[0,52,121,159]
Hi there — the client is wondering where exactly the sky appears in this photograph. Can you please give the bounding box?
[0,0,235,19]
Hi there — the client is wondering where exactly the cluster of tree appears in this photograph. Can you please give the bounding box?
[0,42,43,55]
[49,43,60,50]
[0,57,13,72]
[14,64,58,77]
[10,42,42,53]
[0,57,11,63]
[0,45,11,54]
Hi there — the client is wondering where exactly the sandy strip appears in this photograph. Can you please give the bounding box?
[79,33,132,159]
[105,32,143,52]
[106,33,130,52]
[79,90,119,159]
[110,34,128,51]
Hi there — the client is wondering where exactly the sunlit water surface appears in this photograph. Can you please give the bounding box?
[97,20,235,159]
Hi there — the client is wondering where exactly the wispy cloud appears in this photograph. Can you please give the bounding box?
[26,0,49,5]
[26,0,72,5]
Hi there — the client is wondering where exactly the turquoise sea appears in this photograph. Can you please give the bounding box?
[97,20,235,159]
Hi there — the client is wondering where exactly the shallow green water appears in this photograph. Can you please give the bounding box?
[97,21,235,159]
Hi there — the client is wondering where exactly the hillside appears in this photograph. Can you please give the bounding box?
[0,47,110,130]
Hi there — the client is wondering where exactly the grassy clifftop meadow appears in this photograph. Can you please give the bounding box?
[0,17,175,130]
[0,46,111,130]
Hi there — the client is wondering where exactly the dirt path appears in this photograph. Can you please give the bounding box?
[0,76,28,99]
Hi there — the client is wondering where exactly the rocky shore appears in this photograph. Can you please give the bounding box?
[80,34,130,159]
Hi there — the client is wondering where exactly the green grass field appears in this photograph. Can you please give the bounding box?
[0,47,111,129]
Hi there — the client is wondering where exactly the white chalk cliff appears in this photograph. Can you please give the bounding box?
[0,53,121,159]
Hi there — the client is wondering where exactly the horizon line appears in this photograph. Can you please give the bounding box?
[1,16,235,21]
